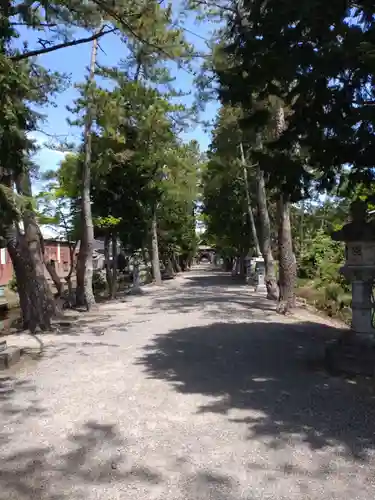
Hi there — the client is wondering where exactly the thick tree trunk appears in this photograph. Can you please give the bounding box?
[6,227,57,332]
[76,35,98,310]
[240,142,261,256]
[5,230,31,329]
[65,241,77,307]
[151,209,162,285]
[164,257,174,276]
[277,194,297,314]
[172,254,181,273]
[14,173,59,330]
[256,165,278,300]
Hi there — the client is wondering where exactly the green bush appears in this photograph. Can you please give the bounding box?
[297,229,351,323]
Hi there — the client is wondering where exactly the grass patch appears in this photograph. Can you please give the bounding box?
[297,279,352,325]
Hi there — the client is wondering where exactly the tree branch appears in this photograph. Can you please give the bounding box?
[10,22,58,27]
[10,26,118,61]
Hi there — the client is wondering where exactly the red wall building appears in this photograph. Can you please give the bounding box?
[0,240,74,287]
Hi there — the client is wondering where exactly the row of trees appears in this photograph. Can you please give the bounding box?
[194,0,374,314]
[0,0,200,331]
[1,0,374,330]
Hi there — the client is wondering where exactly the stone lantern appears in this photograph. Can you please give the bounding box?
[332,200,375,338]
[253,256,267,293]
[326,201,375,375]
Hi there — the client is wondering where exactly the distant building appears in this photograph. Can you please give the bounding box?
[0,238,74,287]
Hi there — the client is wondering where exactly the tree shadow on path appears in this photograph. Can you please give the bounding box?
[0,417,251,500]
[0,420,162,500]
[138,320,375,461]
[150,271,277,319]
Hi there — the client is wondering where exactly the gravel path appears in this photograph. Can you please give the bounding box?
[1,267,375,499]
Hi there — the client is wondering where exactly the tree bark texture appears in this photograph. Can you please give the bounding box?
[104,233,112,292]
[14,172,59,331]
[6,227,57,332]
[256,165,278,300]
[240,142,261,256]
[110,234,118,298]
[277,194,297,314]
[274,105,297,311]
[172,254,181,273]
[76,35,98,310]
[151,209,162,285]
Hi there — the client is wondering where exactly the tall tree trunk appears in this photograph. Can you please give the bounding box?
[6,224,58,332]
[110,234,117,298]
[5,228,31,329]
[172,253,181,273]
[15,173,59,331]
[19,174,63,297]
[65,241,77,307]
[277,194,297,314]
[256,165,278,300]
[164,257,174,276]
[104,232,112,292]
[274,105,297,312]
[240,142,261,256]
[151,208,162,285]
[76,35,98,310]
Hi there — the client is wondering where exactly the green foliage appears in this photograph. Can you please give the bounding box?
[36,168,80,243]
[209,0,375,194]
[299,230,346,285]
[201,105,258,257]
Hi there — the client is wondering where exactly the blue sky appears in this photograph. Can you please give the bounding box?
[21,5,219,186]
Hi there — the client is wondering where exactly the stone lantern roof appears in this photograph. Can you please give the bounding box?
[332,200,375,242]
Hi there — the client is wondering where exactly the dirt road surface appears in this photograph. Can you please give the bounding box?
[1,268,375,499]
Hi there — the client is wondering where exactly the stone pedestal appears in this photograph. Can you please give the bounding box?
[340,263,375,339]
